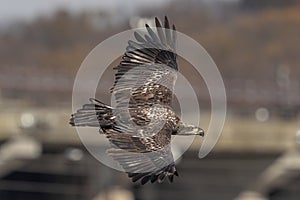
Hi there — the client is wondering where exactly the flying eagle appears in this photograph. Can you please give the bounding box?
[70,17,204,185]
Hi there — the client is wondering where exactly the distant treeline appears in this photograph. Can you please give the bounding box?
[1,2,300,78]
[0,2,300,112]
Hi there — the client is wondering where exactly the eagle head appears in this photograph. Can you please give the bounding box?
[177,123,205,136]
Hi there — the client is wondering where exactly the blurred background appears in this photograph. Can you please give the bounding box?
[0,0,300,199]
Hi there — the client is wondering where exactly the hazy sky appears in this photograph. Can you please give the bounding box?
[0,0,171,25]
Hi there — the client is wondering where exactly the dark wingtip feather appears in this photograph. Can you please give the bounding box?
[164,16,170,29]
[145,23,159,42]
[128,172,137,178]
[151,174,159,183]
[168,174,174,183]
[174,171,179,176]
[69,117,75,126]
[89,98,98,104]
[141,175,151,185]
[158,173,166,183]
[155,17,162,28]
[134,31,145,42]
[131,173,150,183]
[155,17,167,46]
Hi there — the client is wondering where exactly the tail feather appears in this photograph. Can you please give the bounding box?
[70,98,114,128]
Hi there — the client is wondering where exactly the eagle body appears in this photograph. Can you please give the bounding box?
[70,17,204,184]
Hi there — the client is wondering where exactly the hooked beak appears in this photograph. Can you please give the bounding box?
[198,128,205,137]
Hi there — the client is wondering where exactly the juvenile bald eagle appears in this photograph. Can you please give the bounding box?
[70,17,204,185]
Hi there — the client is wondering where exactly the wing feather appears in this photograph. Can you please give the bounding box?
[155,17,166,45]
[164,16,172,46]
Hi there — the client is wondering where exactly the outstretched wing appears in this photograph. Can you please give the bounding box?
[111,16,178,110]
[105,127,178,184]
[107,146,178,185]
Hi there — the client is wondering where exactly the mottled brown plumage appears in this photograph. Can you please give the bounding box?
[70,17,204,185]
